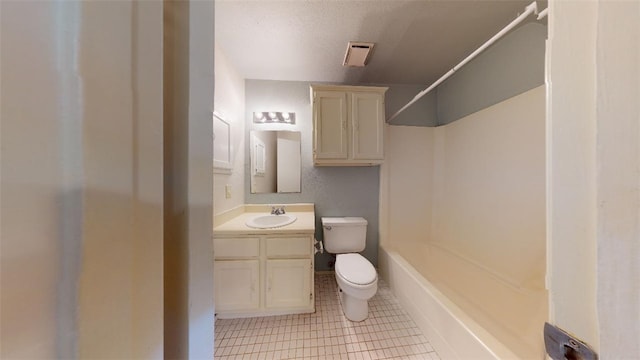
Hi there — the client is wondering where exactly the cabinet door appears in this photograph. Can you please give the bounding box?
[351,92,384,160]
[265,259,311,309]
[214,260,260,312]
[313,91,348,159]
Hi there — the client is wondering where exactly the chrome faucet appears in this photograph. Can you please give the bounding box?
[271,205,286,215]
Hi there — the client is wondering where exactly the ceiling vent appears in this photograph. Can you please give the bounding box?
[342,41,375,67]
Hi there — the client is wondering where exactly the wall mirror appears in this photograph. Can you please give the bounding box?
[250,130,301,194]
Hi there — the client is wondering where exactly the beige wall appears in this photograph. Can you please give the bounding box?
[214,44,245,215]
[1,2,65,356]
[383,86,547,358]
[163,0,215,358]
[1,1,164,358]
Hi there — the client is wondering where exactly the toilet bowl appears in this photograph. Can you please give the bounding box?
[321,217,378,322]
[335,253,378,321]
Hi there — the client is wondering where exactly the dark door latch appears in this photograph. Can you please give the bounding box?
[544,322,598,360]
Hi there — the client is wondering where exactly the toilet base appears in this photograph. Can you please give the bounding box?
[339,288,368,322]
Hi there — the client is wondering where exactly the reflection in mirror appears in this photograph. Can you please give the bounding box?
[250,131,301,194]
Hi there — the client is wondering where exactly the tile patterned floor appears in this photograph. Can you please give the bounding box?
[214,273,440,360]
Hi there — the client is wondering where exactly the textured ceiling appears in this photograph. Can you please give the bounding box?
[215,0,544,85]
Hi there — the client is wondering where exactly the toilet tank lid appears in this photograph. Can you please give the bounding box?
[321,217,367,227]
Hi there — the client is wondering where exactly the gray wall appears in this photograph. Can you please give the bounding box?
[389,22,547,126]
[437,23,547,125]
[385,84,438,126]
[244,80,380,271]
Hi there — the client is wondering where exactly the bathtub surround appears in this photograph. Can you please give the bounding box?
[381,86,546,359]
[379,250,519,359]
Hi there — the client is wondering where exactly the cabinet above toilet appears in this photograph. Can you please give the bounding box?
[310,85,388,166]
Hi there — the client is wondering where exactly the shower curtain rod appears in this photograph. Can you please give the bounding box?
[386,1,548,123]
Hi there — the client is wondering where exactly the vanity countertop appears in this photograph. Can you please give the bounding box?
[213,203,315,236]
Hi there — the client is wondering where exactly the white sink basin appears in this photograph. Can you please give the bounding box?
[245,214,297,229]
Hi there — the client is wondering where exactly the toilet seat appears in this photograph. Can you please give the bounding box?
[335,253,377,286]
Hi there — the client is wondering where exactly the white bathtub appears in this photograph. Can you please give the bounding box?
[378,247,520,360]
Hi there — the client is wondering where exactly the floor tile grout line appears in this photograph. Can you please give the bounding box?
[214,273,440,360]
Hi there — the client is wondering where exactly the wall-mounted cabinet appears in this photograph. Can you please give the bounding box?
[311,85,388,166]
[213,234,314,318]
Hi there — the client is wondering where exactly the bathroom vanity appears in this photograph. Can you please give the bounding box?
[212,204,315,318]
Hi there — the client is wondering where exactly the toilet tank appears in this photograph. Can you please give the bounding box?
[321,217,367,254]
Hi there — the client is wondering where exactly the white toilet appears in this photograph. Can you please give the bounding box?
[322,217,378,322]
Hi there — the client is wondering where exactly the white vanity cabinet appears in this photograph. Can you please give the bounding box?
[311,85,388,166]
[265,236,313,309]
[213,237,260,313]
[213,234,314,318]
[214,260,260,311]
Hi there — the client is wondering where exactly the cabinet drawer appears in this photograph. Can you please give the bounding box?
[266,236,310,257]
[214,237,259,258]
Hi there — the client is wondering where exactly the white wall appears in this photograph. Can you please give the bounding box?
[595,2,639,356]
[1,1,164,358]
[548,0,640,357]
[214,44,245,215]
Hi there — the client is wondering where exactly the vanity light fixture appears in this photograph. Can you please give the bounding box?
[253,112,296,124]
